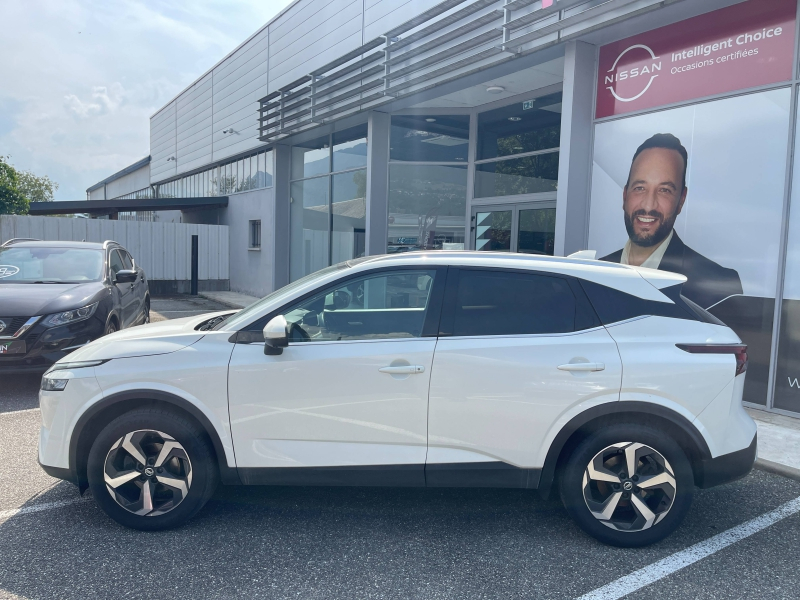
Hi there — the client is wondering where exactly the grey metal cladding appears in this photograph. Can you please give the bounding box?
[268,0,363,91]
[213,62,269,111]
[150,101,177,182]
[213,31,269,88]
[364,0,444,40]
[107,164,151,199]
[175,73,213,176]
[210,29,270,164]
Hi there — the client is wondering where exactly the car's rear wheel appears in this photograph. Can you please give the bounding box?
[87,408,218,530]
[560,424,693,547]
[143,299,151,324]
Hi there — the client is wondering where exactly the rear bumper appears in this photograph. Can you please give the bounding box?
[697,433,757,488]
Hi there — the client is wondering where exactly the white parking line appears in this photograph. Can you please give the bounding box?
[576,495,800,600]
[0,497,90,521]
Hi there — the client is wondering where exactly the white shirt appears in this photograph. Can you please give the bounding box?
[620,230,674,269]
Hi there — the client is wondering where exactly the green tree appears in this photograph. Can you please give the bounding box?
[0,156,29,215]
[16,169,58,203]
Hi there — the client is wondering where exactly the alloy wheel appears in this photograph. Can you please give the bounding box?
[582,442,676,532]
[103,430,193,516]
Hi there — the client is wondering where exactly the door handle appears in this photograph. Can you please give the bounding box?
[379,365,425,374]
[557,362,605,372]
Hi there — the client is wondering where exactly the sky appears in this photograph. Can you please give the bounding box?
[0,0,294,200]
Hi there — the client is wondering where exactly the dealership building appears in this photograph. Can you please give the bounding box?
[80,0,800,417]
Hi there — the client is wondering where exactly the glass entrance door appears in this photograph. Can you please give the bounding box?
[472,203,555,255]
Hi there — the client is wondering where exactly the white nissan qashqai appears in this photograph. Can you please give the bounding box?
[38,252,756,547]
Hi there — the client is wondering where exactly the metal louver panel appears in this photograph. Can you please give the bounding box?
[258,0,680,143]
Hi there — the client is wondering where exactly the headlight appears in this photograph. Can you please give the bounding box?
[41,377,68,391]
[43,302,99,327]
[44,359,107,375]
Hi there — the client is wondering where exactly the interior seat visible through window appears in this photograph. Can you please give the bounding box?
[282,269,438,342]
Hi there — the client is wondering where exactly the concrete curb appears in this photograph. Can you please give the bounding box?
[754,458,800,483]
[198,293,248,310]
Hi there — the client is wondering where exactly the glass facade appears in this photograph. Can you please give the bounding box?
[156,149,273,198]
[388,115,470,252]
[475,92,561,198]
[289,126,367,281]
[388,163,468,252]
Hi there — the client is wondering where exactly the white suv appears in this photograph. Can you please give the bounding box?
[38,253,756,546]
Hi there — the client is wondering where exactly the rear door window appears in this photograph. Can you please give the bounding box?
[450,270,579,336]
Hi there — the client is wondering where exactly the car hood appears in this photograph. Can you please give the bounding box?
[58,311,234,362]
[0,282,106,317]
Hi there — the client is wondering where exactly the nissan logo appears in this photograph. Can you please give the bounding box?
[604,44,662,103]
[0,320,6,334]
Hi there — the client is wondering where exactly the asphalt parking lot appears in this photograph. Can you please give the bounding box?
[1,296,800,599]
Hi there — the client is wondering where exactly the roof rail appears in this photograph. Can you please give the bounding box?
[1,238,42,247]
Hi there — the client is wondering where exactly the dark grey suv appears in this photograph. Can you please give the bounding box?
[0,239,150,372]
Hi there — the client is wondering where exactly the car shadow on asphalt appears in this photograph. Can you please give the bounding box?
[0,470,798,599]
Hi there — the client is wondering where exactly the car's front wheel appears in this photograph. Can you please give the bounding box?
[559,424,694,547]
[87,408,218,530]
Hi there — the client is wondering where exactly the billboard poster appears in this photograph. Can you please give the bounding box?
[588,89,791,405]
[596,0,796,119]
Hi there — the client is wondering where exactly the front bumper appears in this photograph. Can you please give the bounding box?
[697,433,757,488]
[0,316,104,372]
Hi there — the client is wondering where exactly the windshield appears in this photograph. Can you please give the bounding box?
[220,262,352,330]
[0,247,104,283]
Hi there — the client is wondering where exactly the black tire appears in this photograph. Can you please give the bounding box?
[142,298,151,325]
[104,319,118,336]
[87,408,219,531]
[560,424,694,547]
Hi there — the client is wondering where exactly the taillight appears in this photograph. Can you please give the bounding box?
[676,344,748,376]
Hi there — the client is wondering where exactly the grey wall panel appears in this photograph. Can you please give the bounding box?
[269,0,361,57]
[213,63,269,110]
[363,0,443,40]
[269,30,363,92]
[213,34,269,88]
[211,28,270,165]
[268,0,363,92]
[150,101,177,183]
[176,73,213,176]
[213,76,271,125]
[218,187,274,297]
[0,215,229,281]
[88,188,105,200]
[106,163,151,199]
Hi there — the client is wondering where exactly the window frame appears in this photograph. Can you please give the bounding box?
[438,266,601,338]
[249,219,262,250]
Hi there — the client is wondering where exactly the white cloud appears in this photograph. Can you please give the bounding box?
[0,0,294,199]
[64,84,125,119]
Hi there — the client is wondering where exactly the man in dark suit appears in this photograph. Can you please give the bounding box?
[599,133,742,309]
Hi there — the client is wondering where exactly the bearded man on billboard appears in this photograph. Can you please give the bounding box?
[599,133,742,308]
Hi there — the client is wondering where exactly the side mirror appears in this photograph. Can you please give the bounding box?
[115,269,137,284]
[263,315,288,355]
